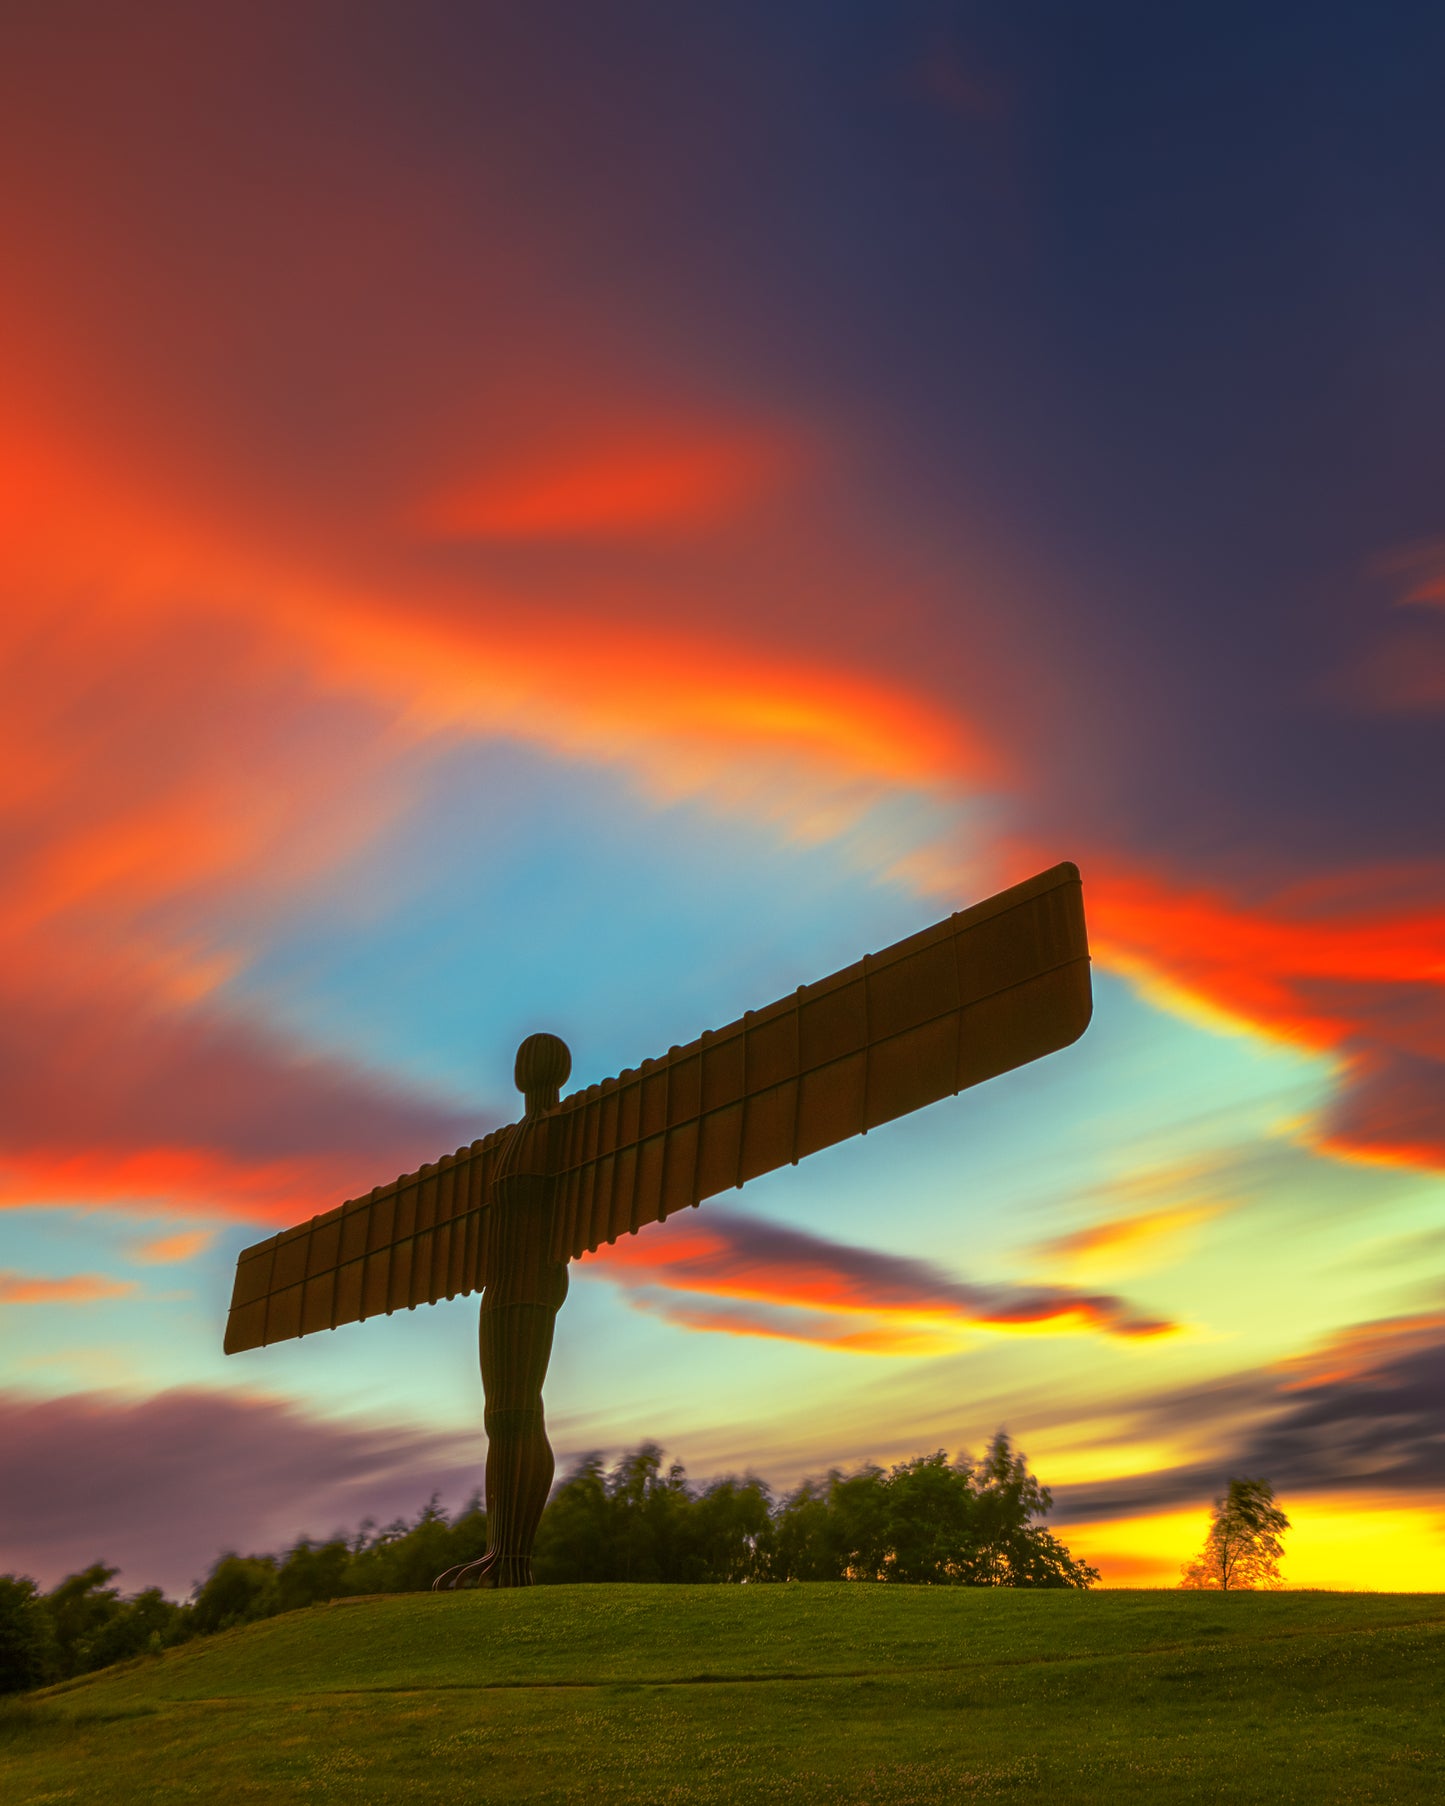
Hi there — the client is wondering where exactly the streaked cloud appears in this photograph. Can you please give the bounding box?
[0,1271,136,1306]
[419,424,800,540]
[1055,1309,1445,1524]
[0,1386,478,1595]
[1038,1202,1221,1280]
[129,1229,218,1265]
[0,957,478,1222]
[585,1210,1177,1353]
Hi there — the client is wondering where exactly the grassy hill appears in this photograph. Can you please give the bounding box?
[3,1586,1442,1803]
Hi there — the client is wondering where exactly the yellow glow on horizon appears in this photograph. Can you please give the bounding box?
[1282,1496,1445,1591]
[1060,1496,1445,1591]
[1059,1508,1212,1588]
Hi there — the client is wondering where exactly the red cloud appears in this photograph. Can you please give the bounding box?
[1085,863,1445,1168]
[421,427,799,540]
[0,961,479,1223]
[583,1210,1176,1352]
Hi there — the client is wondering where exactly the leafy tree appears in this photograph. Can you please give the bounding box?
[82,1587,184,1669]
[964,1432,1099,1589]
[43,1563,128,1677]
[0,1430,1096,1693]
[533,1445,772,1583]
[606,1444,695,1581]
[770,1463,890,1580]
[24,1564,187,1681]
[769,1433,1097,1587]
[275,1537,353,1613]
[187,1554,280,1634]
[532,1456,613,1582]
[346,1496,488,1595]
[691,1474,773,1584]
[884,1453,976,1583]
[1180,1478,1289,1591]
[0,1575,57,1694]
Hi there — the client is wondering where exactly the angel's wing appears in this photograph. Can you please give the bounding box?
[222,1125,511,1354]
[547,861,1090,1261]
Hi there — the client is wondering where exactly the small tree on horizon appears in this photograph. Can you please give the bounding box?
[1180,1477,1289,1591]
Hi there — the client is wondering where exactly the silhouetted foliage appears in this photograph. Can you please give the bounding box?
[188,1555,281,1636]
[770,1434,1097,1587]
[80,1587,183,1671]
[43,1562,126,1676]
[0,1431,1096,1692]
[0,1575,57,1694]
[1180,1478,1289,1591]
[532,1445,774,1583]
[345,1495,489,1595]
[529,1432,1094,1586]
[0,1564,190,1692]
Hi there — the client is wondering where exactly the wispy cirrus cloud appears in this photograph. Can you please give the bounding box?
[584,1210,1177,1354]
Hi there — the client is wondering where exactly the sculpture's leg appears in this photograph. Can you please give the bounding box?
[475,1297,560,1586]
[436,1267,567,1590]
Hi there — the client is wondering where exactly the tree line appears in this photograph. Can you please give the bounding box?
[1,1431,1096,1691]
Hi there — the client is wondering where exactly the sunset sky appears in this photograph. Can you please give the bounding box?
[2,2,1443,1596]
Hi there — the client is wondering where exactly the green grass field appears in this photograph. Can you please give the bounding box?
[3,1586,1442,1803]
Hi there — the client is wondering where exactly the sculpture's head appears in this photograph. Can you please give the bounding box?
[514,1032,572,1114]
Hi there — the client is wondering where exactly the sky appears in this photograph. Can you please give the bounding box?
[1,0,1443,1596]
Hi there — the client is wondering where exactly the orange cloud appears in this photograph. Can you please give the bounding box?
[0,1149,378,1227]
[302,598,988,807]
[0,939,477,1226]
[129,1229,218,1264]
[584,1211,1176,1352]
[630,1292,958,1357]
[0,1271,136,1305]
[1040,1204,1221,1278]
[1378,537,1445,610]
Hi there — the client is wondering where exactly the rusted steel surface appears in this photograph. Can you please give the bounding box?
[222,1128,508,1355]
[549,860,1089,1260]
[223,862,1090,1357]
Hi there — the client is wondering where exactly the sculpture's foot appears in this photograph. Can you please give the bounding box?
[489,1556,533,1588]
[431,1551,499,1591]
[430,1551,535,1590]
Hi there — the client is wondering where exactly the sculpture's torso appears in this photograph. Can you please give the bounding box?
[483,1109,568,1312]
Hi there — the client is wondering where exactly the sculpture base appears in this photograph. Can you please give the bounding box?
[430,1551,534,1591]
